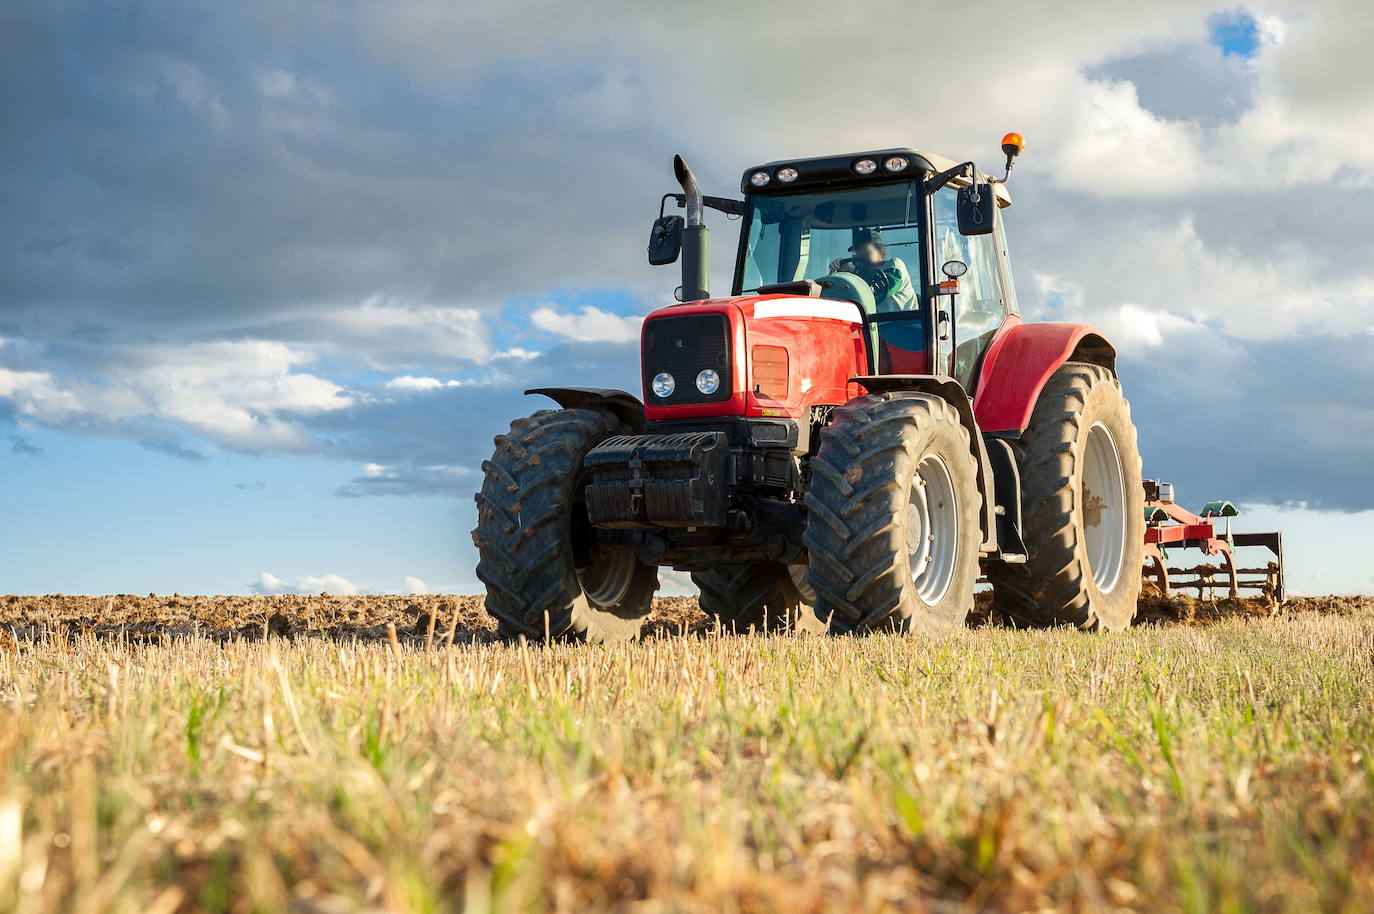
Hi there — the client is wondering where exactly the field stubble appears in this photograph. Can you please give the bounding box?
[1,593,1372,913]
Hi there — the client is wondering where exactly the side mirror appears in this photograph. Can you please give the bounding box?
[957,184,996,236]
[648,214,683,265]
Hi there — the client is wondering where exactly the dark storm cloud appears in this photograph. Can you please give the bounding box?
[0,2,670,342]
[1122,333,1374,510]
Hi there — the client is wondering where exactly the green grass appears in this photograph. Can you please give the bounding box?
[2,613,1372,912]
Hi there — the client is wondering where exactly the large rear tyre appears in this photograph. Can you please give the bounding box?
[804,394,982,633]
[473,408,658,642]
[691,563,813,633]
[986,362,1144,630]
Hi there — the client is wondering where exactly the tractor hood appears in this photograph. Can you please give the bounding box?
[639,295,868,423]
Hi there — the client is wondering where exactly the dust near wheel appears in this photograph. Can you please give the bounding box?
[472,408,658,642]
[803,393,982,633]
[986,362,1144,630]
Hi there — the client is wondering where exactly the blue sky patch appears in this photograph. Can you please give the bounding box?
[1209,10,1261,58]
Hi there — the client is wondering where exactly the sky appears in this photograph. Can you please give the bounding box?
[2,0,1372,597]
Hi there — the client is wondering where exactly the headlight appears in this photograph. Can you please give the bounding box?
[853,158,878,175]
[776,167,799,183]
[651,372,675,398]
[883,156,909,172]
[695,369,720,395]
[749,171,771,187]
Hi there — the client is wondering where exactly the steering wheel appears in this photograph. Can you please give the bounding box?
[815,272,876,315]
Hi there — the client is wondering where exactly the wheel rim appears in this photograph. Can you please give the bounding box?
[1082,421,1127,593]
[578,545,637,607]
[907,454,959,605]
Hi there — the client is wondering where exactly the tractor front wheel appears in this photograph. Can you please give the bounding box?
[473,408,658,641]
[986,362,1144,630]
[691,563,812,633]
[804,394,982,633]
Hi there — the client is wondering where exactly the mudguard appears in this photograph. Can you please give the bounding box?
[971,320,1116,435]
[526,387,646,432]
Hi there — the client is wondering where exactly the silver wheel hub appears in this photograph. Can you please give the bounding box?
[907,454,959,605]
[1082,421,1127,592]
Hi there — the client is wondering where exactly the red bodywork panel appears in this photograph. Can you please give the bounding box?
[641,296,868,421]
[642,298,1113,433]
[972,318,1115,434]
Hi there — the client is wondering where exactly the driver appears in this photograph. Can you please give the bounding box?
[828,229,916,311]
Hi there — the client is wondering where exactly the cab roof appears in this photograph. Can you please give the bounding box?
[740,147,1012,207]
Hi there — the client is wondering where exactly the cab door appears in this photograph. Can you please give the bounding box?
[932,187,1012,389]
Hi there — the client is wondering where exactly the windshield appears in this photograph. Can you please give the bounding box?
[736,180,923,293]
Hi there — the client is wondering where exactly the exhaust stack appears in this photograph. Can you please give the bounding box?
[673,154,710,301]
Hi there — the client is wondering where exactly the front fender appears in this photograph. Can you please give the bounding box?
[971,320,1116,435]
[526,387,645,432]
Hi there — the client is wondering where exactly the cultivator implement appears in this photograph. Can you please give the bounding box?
[1141,480,1285,601]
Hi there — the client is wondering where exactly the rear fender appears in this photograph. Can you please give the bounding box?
[972,322,1116,435]
[851,374,996,551]
[526,387,646,433]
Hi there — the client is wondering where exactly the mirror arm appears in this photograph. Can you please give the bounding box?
[923,161,976,195]
[666,193,745,217]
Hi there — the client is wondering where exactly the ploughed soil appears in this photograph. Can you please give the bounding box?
[1,591,1371,645]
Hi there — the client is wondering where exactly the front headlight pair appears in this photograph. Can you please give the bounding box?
[652,369,719,398]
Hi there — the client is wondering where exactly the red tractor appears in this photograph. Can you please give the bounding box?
[473,136,1283,639]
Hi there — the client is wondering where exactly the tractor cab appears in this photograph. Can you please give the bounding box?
[731,148,1017,388]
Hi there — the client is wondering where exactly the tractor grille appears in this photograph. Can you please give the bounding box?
[642,313,731,406]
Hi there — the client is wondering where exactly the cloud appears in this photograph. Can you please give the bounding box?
[383,375,478,392]
[10,435,41,456]
[140,437,210,463]
[251,571,437,595]
[530,305,643,343]
[334,462,475,497]
[0,341,352,452]
[313,298,492,368]
[3,0,1374,527]
[253,572,361,595]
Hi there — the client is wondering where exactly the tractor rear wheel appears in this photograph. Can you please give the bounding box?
[986,362,1144,630]
[804,394,982,633]
[473,408,658,641]
[692,563,812,632]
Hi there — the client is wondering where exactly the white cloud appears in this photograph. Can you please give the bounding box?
[530,305,642,343]
[250,572,439,596]
[321,298,491,366]
[253,572,361,595]
[1025,216,1374,344]
[0,341,352,451]
[385,375,445,391]
[1049,79,1211,197]
[383,374,484,392]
